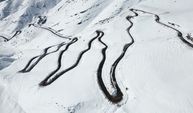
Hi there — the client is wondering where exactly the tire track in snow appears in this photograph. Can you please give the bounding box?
[39,32,101,86]
[131,8,193,48]
[97,9,137,103]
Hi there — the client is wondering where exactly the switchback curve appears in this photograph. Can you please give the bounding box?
[39,32,101,86]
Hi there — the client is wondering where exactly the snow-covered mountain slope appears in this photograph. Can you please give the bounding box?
[1,0,193,113]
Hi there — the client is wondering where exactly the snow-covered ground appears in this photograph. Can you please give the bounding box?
[1,0,193,113]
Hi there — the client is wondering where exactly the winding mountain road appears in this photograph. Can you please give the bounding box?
[39,32,102,86]
[131,8,193,48]
[19,41,69,73]
[17,7,193,105]
[0,35,9,42]
[96,9,138,103]
[29,24,71,40]
[96,30,124,103]
[0,30,21,42]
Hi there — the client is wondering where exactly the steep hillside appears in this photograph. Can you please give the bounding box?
[1,0,193,113]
